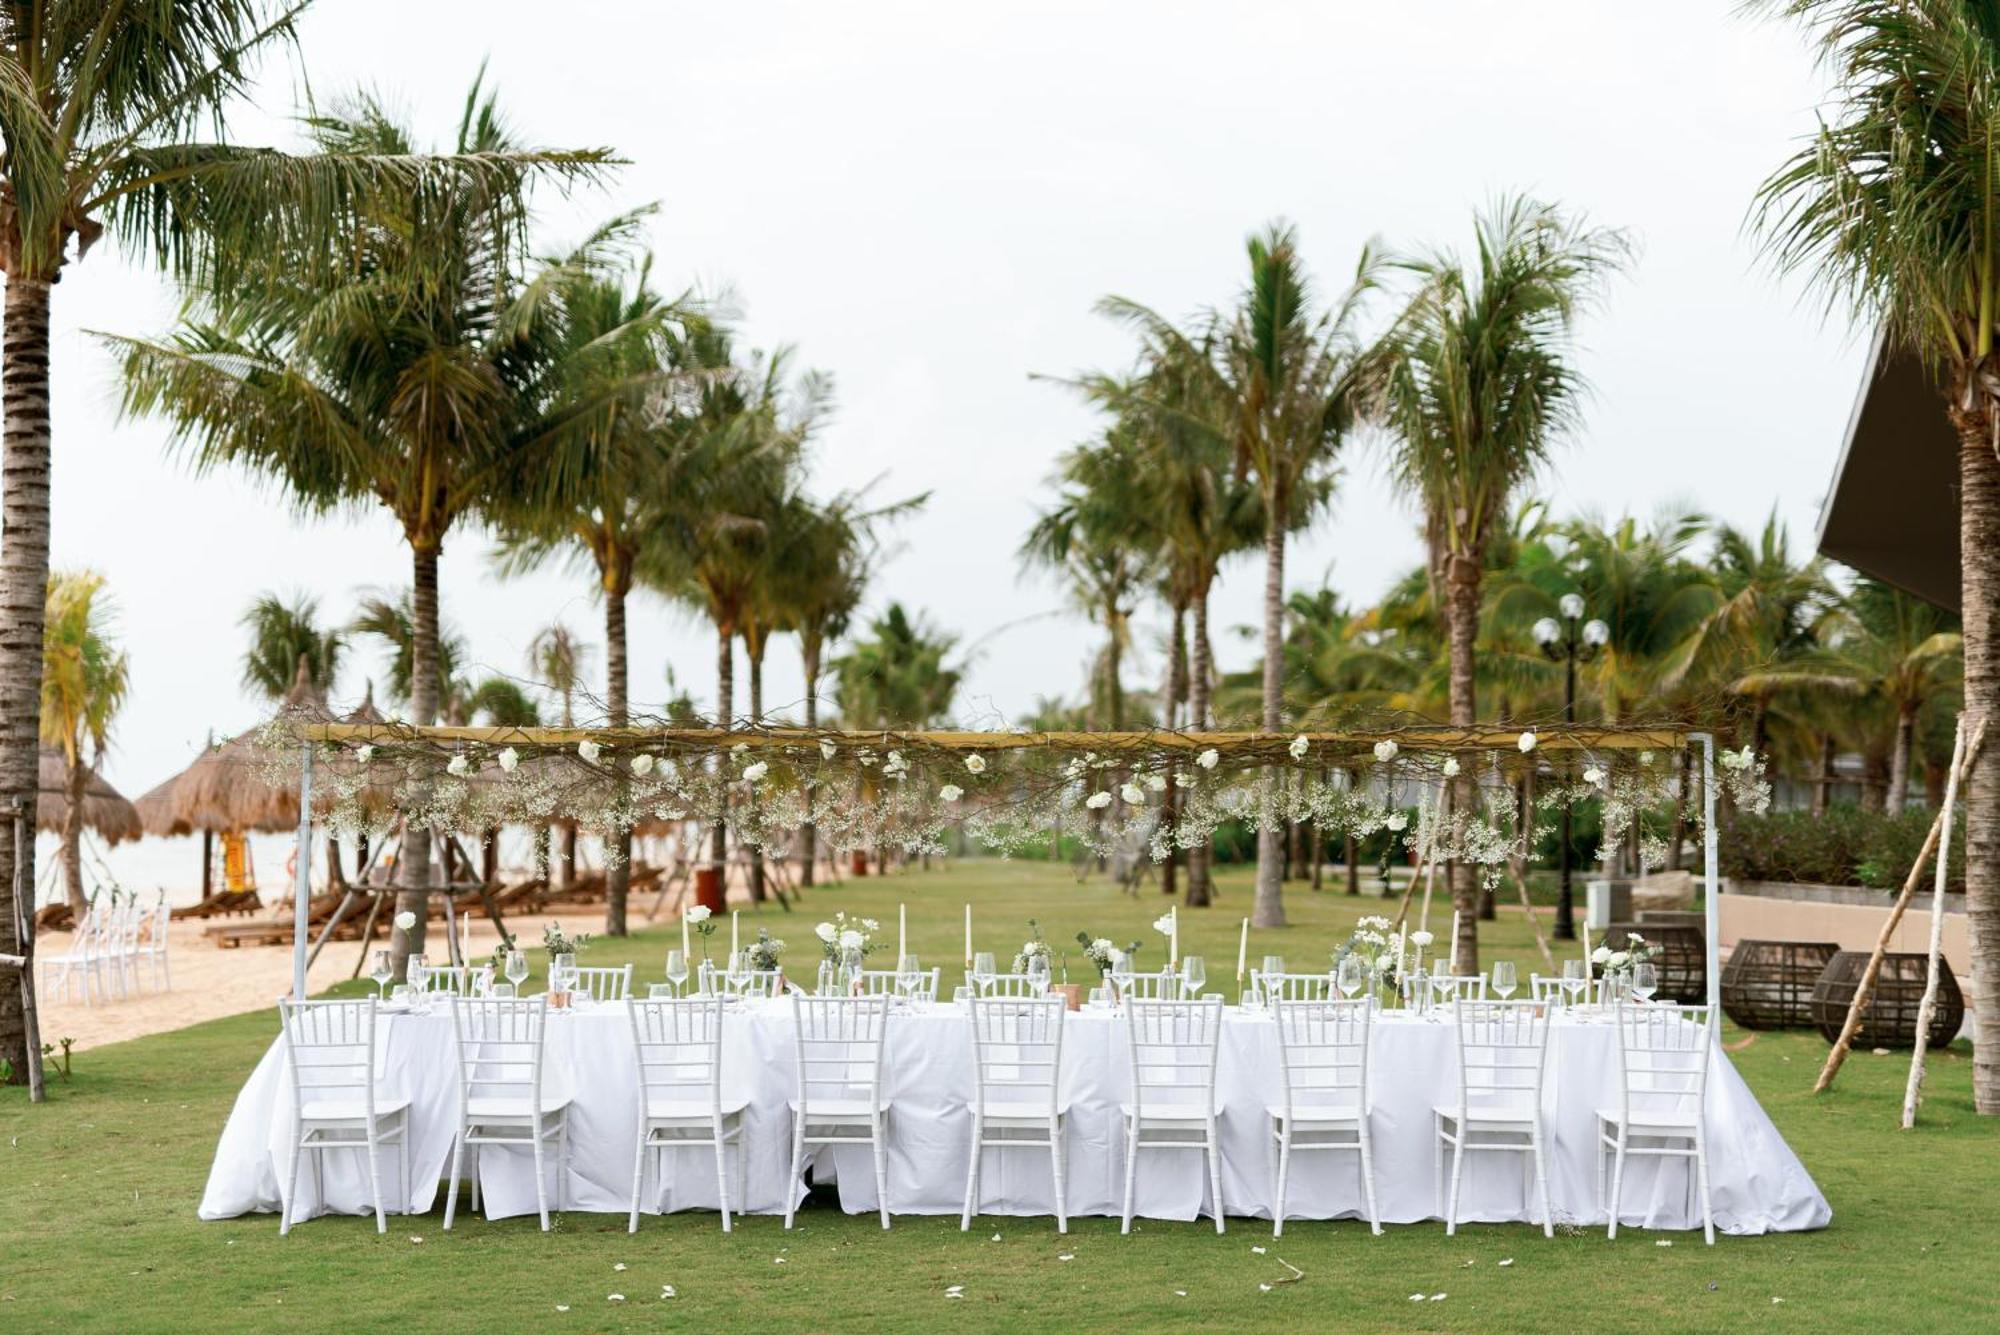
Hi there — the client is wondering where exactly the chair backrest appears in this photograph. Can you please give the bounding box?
[1124,997,1223,1117]
[1403,973,1487,1004]
[1449,999,1550,1115]
[1117,970,1183,1001]
[972,972,1046,999]
[280,998,380,1120]
[1256,971,1333,1003]
[116,902,146,953]
[572,964,634,1002]
[1614,1002,1714,1119]
[967,995,1065,1119]
[448,996,550,1113]
[727,967,786,999]
[628,996,726,1116]
[859,968,941,1000]
[423,964,494,995]
[789,995,890,1113]
[147,902,172,953]
[1273,998,1371,1116]
[1530,974,1565,1003]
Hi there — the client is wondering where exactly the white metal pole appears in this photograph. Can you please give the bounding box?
[1692,732,1720,1012]
[292,744,314,1000]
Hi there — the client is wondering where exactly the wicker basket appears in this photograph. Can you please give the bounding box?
[1602,922,1705,1005]
[1720,939,1840,1030]
[1810,951,1964,1050]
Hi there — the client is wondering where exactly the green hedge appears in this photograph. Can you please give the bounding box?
[1720,806,1963,894]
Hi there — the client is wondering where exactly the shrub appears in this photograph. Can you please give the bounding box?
[1722,805,1963,894]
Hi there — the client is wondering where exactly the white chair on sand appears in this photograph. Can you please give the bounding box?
[785,994,893,1229]
[626,996,748,1232]
[572,964,634,1002]
[1120,997,1226,1235]
[1269,998,1380,1237]
[443,997,572,1231]
[962,995,1069,1232]
[1597,1002,1717,1244]
[277,998,409,1235]
[43,904,103,1004]
[141,900,172,992]
[1434,999,1553,1237]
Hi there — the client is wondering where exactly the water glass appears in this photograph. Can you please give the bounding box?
[1631,962,1658,1002]
[726,950,750,993]
[407,953,429,998]
[1262,955,1286,987]
[1336,954,1366,999]
[1562,958,1588,1008]
[951,984,974,1006]
[666,949,689,995]
[1026,955,1051,993]
[504,948,529,991]
[648,982,674,999]
[1492,959,1518,1001]
[370,950,394,999]
[491,982,516,999]
[972,951,997,992]
[1181,955,1206,998]
[897,953,922,1003]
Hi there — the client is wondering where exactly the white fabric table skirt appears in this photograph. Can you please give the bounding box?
[199,1002,1831,1233]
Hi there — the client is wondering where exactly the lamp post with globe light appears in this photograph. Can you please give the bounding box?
[1533,594,1610,940]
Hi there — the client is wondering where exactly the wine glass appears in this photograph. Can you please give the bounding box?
[1336,954,1365,999]
[972,951,997,993]
[1262,955,1286,989]
[504,948,529,992]
[1492,959,1518,1001]
[1109,954,1134,1003]
[897,953,922,1004]
[370,949,394,1000]
[1561,958,1588,1008]
[1181,955,1206,999]
[666,948,689,996]
[1631,961,1658,1003]
[726,950,750,994]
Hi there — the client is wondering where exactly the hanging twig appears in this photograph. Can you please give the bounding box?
[1903,715,1976,1127]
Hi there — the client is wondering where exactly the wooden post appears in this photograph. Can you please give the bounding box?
[1903,715,1972,1128]
[1816,717,1986,1094]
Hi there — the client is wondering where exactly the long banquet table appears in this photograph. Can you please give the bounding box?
[200,999,1831,1232]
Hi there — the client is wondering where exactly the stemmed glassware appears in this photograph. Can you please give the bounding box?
[666,949,689,997]
[897,953,922,1006]
[1180,955,1206,999]
[1491,959,1518,1001]
[971,951,997,994]
[504,948,529,995]
[1561,958,1589,1009]
[1108,953,1134,1004]
[726,950,750,995]
[1026,954,1050,994]
[406,954,429,1012]
[1336,954,1366,1000]
[370,949,394,1001]
[1631,962,1658,1003]
[1262,955,1286,990]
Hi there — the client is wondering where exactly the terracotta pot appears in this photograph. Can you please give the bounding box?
[693,865,726,914]
[1053,983,1084,1012]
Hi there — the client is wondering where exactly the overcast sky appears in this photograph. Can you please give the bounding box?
[47,0,1866,815]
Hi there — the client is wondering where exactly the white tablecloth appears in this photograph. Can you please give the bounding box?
[198,1002,1831,1233]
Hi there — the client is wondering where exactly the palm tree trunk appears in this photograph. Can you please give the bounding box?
[603,577,630,936]
[711,623,732,886]
[1445,549,1482,974]
[0,276,52,1087]
[1812,733,1836,818]
[1253,514,1287,928]
[390,541,440,981]
[61,759,87,916]
[801,635,821,887]
[745,639,767,905]
[1887,707,1916,814]
[1952,410,2000,1114]
[1185,584,1215,907]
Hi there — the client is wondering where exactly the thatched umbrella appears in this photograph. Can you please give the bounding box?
[38,748,141,844]
[153,658,330,836]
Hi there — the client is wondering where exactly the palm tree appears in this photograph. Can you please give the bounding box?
[528,622,591,729]
[0,15,601,1084]
[833,603,963,728]
[39,571,129,916]
[350,592,470,721]
[240,592,344,702]
[1369,196,1629,971]
[110,80,614,981]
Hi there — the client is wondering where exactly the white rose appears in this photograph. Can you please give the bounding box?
[815,922,837,943]
[1583,765,1606,787]
[1146,773,1167,792]
[965,754,987,774]
[1092,938,1114,954]
[1288,734,1310,760]
[1609,950,1630,969]
[1411,930,1433,948]
[862,918,879,930]
[446,753,470,776]
[940,783,963,802]
[1085,790,1113,810]
[1152,914,1174,936]
[1373,740,1399,763]
[742,761,768,783]
[1517,731,1538,753]
[356,744,375,764]
[1196,748,1219,770]
[1120,781,1144,804]
[393,910,416,932]
[1592,946,1612,964]
[1385,812,1408,832]
[631,754,655,777]
[497,746,518,773]
[577,739,602,764]
[1626,932,1646,946]
[838,929,864,950]
[820,737,838,760]
[1442,756,1461,778]
[1107,946,1126,966]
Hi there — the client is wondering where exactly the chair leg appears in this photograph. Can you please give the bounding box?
[784,1115,805,1229]
[960,1116,981,1232]
[1531,1127,1553,1240]
[367,1131,387,1234]
[469,1143,481,1214]
[737,1134,750,1217]
[1120,1116,1139,1235]
[280,1137,304,1236]
[1051,1117,1069,1235]
[1696,1132,1715,1246]
[311,1146,325,1208]
[1207,1116,1225,1235]
[532,1133,551,1232]
[628,1127,648,1234]
[398,1132,409,1215]
[715,1120,733,1234]
[1606,1126,1628,1240]
[872,1114,891,1230]
[1272,1128,1290,1239]
[1358,1120,1382,1237]
[443,1133,466,1231]
[1433,1112,1445,1219]
[1594,1118,1607,1218]
[1444,1127,1467,1237]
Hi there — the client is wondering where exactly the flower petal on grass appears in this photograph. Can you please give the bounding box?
[1497,1258,1514,1267]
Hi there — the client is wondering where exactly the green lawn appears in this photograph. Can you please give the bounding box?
[3,860,1995,1332]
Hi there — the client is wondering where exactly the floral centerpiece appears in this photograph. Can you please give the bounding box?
[542,921,591,960]
[815,910,880,961]
[747,928,785,972]
[685,903,717,960]
[1074,931,1127,978]
[1592,931,1661,980]
[1013,919,1054,974]
[1332,914,1402,994]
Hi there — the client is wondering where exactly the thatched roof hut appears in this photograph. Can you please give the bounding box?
[38,748,142,845]
[138,658,331,836]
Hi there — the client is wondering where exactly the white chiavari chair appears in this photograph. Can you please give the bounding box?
[1255,971,1333,1004]
[626,996,748,1233]
[968,971,1044,998]
[786,994,894,1229]
[858,968,941,1001]
[724,967,786,999]
[1434,999,1554,1238]
[43,903,101,1004]
[1597,1002,1717,1244]
[1121,996,1226,1235]
[1401,973,1489,1006]
[1269,998,1380,1237]
[142,900,172,992]
[109,900,146,998]
[1116,970,1183,1002]
[422,964,494,996]
[962,995,1070,1232]
[1530,975,1563,1004]
[572,963,634,1002]
[277,998,409,1235]
[443,996,572,1231]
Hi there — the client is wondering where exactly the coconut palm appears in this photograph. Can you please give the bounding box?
[40,572,130,916]
[350,592,469,721]
[1369,196,1629,970]
[833,604,963,729]
[526,621,590,886]
[109,81,617,980]
[240,592,344,703]
[0,15,603,1085]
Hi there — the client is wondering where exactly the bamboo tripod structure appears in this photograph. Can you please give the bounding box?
[1903,715,1978,1127]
